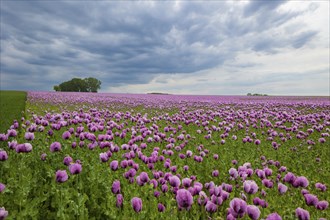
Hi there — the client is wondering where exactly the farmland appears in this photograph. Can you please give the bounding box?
[0,91,26,134]
[0,91,329,219]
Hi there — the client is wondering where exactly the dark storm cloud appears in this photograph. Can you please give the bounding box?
[0,1,320,91]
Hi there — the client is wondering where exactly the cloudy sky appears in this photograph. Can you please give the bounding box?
[1,1,329,96]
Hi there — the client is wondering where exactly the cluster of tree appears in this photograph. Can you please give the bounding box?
[147,92,170,95]
[247,93,268,96]
[54,77,101,92]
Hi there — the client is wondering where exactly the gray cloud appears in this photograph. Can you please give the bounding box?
[0,1,326,94]
[243,0,287,17]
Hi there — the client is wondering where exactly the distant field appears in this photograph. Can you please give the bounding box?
[0,90,27,133]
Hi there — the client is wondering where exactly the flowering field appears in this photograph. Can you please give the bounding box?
[0,92,329,220]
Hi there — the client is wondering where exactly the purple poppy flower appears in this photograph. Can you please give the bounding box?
[112,180,121,194]
[179,153,186,159]
[223,183,233,193]
[243,180,258,194]
[262,179,273,188]
[133,163,139,171]
[47,129,54,136]
[7,140,17,149]
[212,170,219,177]
[62,131,71,140]
[183,165,189,171]
[139,172,149,183]
[161,184,168,193]
[69,163,82,174]
[241,193,247,201]
[253,197,267,208]
[16,143,33,153]
[0,183,5,193]
[264,168,272,177]
[99,152,109,162]
[304,194,318,206]
[7,129,17,137]
[176,189,193,210]
[182,178,192,188]
[205,201,217,213]
[211,195,223,206]
[24,132,34,140]
[150,179,158,189]
[229,168,238,179]
[127,168,137,178]
[110,160,119,171]
[266,212,282,220]
[316,201,328,210]
[283,172,296,184]
[147,163,154,170]
[0,134,8,141]
[170,165,177,173]
[278,183,288,194]
[131,197,142,213]
[197,191,209,206]
[169,175,181,188]
[210,186,222,197]
[229,198,247,218]
[50,142,61,152]
[136,176,143,186]
[71,142,77,148]
[315,183,327,192]
[279,166,287,172]
[63,156,73,166]
[154,191,160,198]
[158,203,165,212]
[55,170,68,183]
[227,213,236,220]
[296,207,310,220]
[261,200,269,209]
[256,170,266,179]
[127,159,133,166]
[293,176,309,188]
[318,138,326,143]
[0,150,8,161]
[301,189,309,195]
[120,160,128,168]
[247,205,260,220]
[40,153,47,161]
[116,194,123,208]
[0,207,8,220]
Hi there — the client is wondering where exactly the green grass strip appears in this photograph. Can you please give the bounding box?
[0,90,27,133]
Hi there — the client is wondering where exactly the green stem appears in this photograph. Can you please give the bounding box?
[61,186,63,214]
[19,155,22,213]
[0,161,3,206]
[77,174,80,220]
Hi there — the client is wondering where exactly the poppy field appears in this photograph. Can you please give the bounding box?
[0,91,329,220]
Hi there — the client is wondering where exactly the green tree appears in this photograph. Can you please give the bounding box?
[53,77,101,92]
[71,78,88,92]
[53,85,60,91]
[84,77,102,92]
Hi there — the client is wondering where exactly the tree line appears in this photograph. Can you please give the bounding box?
[247,93,268,96]
[54,77,101,92]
